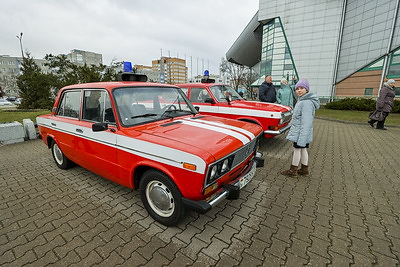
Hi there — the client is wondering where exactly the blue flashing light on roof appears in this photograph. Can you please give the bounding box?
[118,61,148,82]
[201,70,215,83]
[123,61,133,72]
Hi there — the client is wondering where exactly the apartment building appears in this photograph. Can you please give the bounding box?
[152,57,188,84]
[0,49,102,97]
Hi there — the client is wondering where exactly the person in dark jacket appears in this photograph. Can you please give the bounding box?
[281,78,320,177]
[259,76,276,102]
[368,79,396,130]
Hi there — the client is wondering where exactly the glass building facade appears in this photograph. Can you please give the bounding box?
[260,18,297,84]
[226,0,400,99]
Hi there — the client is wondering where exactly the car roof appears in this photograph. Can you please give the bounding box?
[61,81,179,93]
[176,83,224,87]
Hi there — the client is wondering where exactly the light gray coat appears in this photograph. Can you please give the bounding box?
[286,92,320,147]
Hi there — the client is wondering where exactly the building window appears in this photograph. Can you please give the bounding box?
[259,17,297,84]
[364,88,373,96]
[394,87,400,96]
[360,58,384,72]
[76,54,83,62]
[387,48,400,78]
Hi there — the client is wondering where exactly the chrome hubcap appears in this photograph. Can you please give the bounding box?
[146,181,174,217]
[53,144,63,165]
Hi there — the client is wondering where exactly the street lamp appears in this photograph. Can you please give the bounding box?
[16,32,24,59]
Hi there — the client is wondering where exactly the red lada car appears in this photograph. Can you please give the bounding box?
[37,73,264,226]
[177,81,292,138]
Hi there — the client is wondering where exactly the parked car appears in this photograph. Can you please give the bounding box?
[176,80,293,138]
[6,96,17,102]
[15,98,22,105]
[0,99,12,106]
[37,72,264,226]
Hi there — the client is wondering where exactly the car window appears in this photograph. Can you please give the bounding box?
[56,90,81,118]
[190,87,211,103]
[113,86,196,126]
[210,85,243,102]
[83,90,115,123]
[180,87,188,96]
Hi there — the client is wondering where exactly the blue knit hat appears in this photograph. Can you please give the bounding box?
[295,78,310,92]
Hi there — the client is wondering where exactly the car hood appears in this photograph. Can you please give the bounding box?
[229,100,292,113]
[130,115,262,161]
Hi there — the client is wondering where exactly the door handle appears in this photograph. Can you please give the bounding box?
[76,129,83,133]
[51,123,56,126]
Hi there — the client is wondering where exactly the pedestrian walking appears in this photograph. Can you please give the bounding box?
[368,79,396,130]
[259,76,276,103]
[281,78,320,177]
[276,78,294,108]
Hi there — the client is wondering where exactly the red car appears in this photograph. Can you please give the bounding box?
[37,73,264,226]
[176,81,292,138]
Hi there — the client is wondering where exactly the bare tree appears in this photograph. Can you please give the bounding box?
[220,58,259,99]
[241,70,259,100]
[220,58,247,90]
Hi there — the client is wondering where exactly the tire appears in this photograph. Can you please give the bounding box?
[51,141,74,169]
[139,170,184,226]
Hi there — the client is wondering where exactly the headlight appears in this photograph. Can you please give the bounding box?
[206,155,234,185]
[210,165,218,180]
[221,158,230,172]
[279,115,284,125]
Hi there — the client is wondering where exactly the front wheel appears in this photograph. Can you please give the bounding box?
[51,140,74,169]
[139,170,184,226]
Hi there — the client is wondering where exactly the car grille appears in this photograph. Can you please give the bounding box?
[231,135,259,169]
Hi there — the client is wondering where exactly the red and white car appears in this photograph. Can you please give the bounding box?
[176,81,293,138]
[37,73,264,226]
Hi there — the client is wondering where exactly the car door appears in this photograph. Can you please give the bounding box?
[187,87,218,115]
[52,89,82,163]
[74,89,119,182]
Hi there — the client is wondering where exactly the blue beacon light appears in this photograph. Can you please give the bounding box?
[123,61,133,72]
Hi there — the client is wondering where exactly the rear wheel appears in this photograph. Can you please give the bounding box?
[140,170,184,226]
[51,141,74,169]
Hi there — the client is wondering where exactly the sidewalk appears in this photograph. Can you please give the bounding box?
[1,118,399,266]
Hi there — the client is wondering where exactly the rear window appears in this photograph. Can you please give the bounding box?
[57,90,81,118]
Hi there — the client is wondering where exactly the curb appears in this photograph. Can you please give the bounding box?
[315,116,400,128]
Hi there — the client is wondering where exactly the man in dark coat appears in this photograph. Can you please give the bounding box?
[259,75,276,103]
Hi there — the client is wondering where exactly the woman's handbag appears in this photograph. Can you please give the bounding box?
[369,110,385,121]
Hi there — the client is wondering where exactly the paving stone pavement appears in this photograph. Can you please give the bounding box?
[1,118,399,266]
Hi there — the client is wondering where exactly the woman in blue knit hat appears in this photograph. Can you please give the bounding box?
[281,78,320,177]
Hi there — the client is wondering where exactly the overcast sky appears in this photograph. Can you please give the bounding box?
[1,0,258,76]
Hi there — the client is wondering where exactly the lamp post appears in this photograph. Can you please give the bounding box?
[16,32,24,59]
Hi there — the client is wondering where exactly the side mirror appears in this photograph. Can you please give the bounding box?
[194,106,200,111]
[92,122,108,132]
[204,98,215,104]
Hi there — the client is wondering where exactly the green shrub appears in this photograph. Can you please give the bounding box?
[325,98,400,113]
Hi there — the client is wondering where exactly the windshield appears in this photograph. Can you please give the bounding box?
[113,86,197,126]
[210,85,243,102]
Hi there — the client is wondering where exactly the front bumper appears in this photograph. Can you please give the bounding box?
[264,123,291,135]
[182,153,264,214]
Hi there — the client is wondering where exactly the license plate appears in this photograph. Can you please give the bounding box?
[238,163,256,189]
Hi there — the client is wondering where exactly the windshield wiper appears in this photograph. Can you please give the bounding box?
[131,113,158,119]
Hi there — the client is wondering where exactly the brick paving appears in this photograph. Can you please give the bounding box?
[1,118,399,266]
